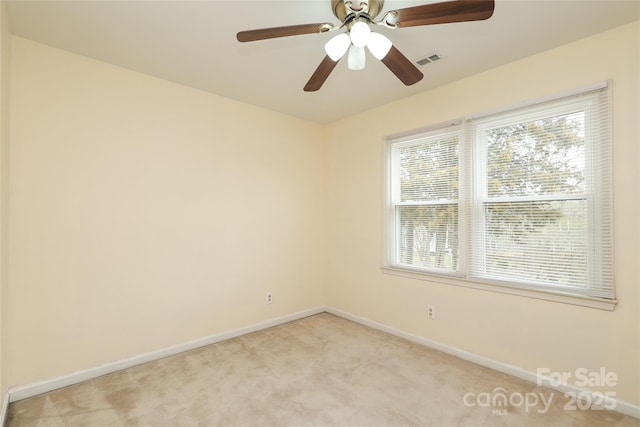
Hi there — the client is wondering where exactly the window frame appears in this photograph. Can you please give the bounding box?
[383,82,616,311]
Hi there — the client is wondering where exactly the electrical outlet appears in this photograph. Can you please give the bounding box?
[427,305,436,319]
[266,292,273,304]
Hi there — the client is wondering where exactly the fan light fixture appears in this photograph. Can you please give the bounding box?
[324,25,392,71]
[237,0,496,91]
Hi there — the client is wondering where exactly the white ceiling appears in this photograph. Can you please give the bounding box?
[6,0,640,124]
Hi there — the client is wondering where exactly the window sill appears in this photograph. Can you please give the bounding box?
[381,266,617,311]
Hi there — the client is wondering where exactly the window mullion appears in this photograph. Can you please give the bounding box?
[470,122,489,278]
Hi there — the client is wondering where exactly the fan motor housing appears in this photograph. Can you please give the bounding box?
[331,0,385,22]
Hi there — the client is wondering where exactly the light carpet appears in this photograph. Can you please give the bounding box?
[6,313,639,426]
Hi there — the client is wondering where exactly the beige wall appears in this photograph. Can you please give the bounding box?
[325,21,639,405]
[0,1,10,400]
[7,37,326,386]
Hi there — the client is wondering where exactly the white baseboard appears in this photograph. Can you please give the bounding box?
[325,306,640,419]
[0,391,9,426]
[8,306,325,403]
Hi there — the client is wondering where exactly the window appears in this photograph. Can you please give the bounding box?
[390,126,462,274]
[385,84,614,307]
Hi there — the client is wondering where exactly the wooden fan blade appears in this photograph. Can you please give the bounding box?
[304,55,339,92]
[237,23,332,42]
[392,0,494,28]
[381,46,424,86]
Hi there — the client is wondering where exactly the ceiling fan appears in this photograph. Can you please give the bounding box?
[237,0,495,92]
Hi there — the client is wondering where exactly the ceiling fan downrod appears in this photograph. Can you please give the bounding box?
[332,0,384,23]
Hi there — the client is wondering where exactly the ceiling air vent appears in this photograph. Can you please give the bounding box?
[416,52,443,67]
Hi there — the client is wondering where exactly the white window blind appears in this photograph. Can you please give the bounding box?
[390,126,462,274]
[386,83,613,303]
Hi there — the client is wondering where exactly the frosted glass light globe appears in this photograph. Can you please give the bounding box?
[324,33,351,61]
[349,22,371,48]
[348,45,366,70]
[367,32,392,60]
